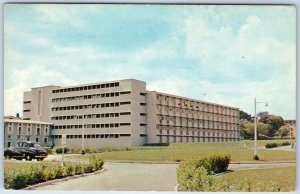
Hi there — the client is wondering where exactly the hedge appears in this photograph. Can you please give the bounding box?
[5,156,104,190]
[265,142,291,148]
[177,153,231,191]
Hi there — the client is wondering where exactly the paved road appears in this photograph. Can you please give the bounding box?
[31,160,295,191]
[33,162,178,191]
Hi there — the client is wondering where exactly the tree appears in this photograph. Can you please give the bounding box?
[240,120,272,139]
[275,125,290,139]
[240,110,252,121]
[259,115,284,137]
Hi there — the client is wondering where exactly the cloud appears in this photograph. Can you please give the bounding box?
[4,64,78,116]
[4,5,296,119]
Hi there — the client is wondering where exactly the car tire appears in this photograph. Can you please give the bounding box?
[25,155,33,161]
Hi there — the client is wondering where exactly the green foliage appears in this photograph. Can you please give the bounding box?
[275,125,290,139]
[55,147,70,154]
[44,147,53,154]
[74,164,83,175]
[260,115,284,136]
[265,142,291,148]
[89,155,104,171]
[281,142,291,146]
[265,143,278,148]
[83,164,94,173]
[53,166,64,179]
[240,110,252,121]
[240,121,272,139]
[4,156,104,190]
[65,165,74,176]
[177,153,231,191]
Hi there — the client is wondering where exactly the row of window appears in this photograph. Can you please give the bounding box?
[51,101,131,111]
[52,123,131,129]
[7,123,49,128]
[157,104,239,117]
[158,130,239,138]
[52,91,131,102]
[156,95,239,115]
[156,125,238,131]
[157,115,239,124]
[158,135,239,143]
[7,126,49,135]
[53,133,131,139]
[51,112,131,120]
[52,82,120,93]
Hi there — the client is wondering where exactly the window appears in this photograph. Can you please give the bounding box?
[120,91,131,95]
[140,93,146,96]
[120,134,130,137]
[120,112,131,115]
[37,128,40,136]
[120,123,131,126]
[35,138,39,142]
[140,103,146,106]
[23,109,31,112]
[120,101,131,105]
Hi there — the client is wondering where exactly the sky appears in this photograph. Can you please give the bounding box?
[4,4,296,119]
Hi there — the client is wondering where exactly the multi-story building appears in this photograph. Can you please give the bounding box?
[4,116,52,148]
[146,91,240,144]
[22,79,240,147]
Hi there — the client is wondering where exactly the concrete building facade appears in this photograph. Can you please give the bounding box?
[4,117,52,148]
[22,79,240,147]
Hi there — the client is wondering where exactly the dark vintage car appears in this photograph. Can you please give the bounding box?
[4,141,48,161]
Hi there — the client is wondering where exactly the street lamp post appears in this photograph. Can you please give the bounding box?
[81,114,85,155]
[253,97,268,160]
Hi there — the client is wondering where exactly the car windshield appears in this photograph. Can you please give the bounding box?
[33,143,42,148]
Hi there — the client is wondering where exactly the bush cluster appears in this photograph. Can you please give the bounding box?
[5,156,104,190]
[177,153,231,191]
[54,146,162,154]
[265,142,291,148]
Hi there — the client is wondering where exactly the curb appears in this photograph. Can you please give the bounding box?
[105,160,181,164]
[24,168,107,190]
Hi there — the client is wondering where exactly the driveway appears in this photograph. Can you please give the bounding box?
[32,162,178,191]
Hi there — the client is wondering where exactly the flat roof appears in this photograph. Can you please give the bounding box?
[4,119,53,125]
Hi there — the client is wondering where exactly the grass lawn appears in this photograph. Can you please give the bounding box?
[217,166,296,192]
[70,140,295,162]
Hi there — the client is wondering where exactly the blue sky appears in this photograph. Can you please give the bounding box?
[4,4,296,119]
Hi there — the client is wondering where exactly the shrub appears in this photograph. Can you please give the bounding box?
[5,156,105,189]
[74,164,83,175]
[89,155,104,171]
[27,165,45,184]
[83,164,94,173]
[281,142,291,146]
[65,165,74,176]
[44,168,55,181]
[265,143,278,148]
[44,147,53,154]
[55,147,70,154]
[9,173,28,189]
[53,166,64,179]
[177,153,231,191]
